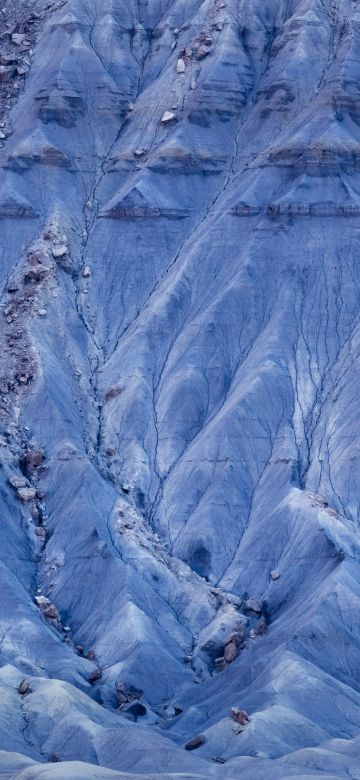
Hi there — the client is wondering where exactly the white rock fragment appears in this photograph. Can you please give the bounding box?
[11,33,26,45]
[161,110,176,123]
[52,244,68,259]
[176,58,186,74]
[82,266,91,278]
[9,475,28,489]
[17,487,36,502]
[270,570,280,580]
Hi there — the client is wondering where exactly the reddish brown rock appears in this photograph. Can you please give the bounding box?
[105,385,122,401]
[18,679,30,695]
[185,734,205,751]
[20,449,44,476]
[43,605,60,620]
[230,707,249,725]
[89,668,102,683]
[254,618,267,636]
[224,640,238,663]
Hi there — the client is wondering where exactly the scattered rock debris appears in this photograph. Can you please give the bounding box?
[0,3,45,126]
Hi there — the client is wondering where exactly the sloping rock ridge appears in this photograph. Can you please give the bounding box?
[0,0,359,777]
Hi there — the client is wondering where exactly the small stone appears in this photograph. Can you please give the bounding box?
[244,598,262,614]
[12,33,26,45]
[270,570,280,580]
[0,131,6,140]
[21,450,44,471]
[190,78,197,90]
[52,244,68,259]
[223,629,245,647]
[161,110,176,123]
[176,58,186,74]
[128,102,135,111]
[254,618,267,636]
[82,265,91,278]
[185,735,205,751]
[196,44,211,60]
[105,385,122,401]
[17,487,36,501]
[134,148,145,157]
[35,527,46,538]
[35,595,51,608]
[89,668,102,683]
[230,707,249,725]
[9,474,28,489]
[75,644,84,655]
[43,605,60,620]
[18,679,30,695]
[38,309,47,317]
[86,649,96,661]
[224,640,238,663]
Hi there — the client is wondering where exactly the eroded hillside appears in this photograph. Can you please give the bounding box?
[0,1,360,778]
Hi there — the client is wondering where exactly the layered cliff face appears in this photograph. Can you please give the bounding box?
[0,0,360,777]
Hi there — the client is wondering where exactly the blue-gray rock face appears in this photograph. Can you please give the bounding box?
[0,0,359,777]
